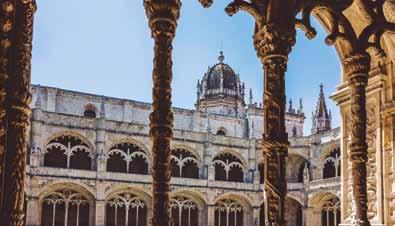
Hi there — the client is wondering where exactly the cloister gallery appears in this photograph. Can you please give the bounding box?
[1,1,395,226]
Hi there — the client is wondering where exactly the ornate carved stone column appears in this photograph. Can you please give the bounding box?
[0,0,16,208]
[256,27,295,226]
[221,1,296,225]
[343,53,371,226]
[144,1,180,225]
[1,1,36,226]
[144,1,211,225]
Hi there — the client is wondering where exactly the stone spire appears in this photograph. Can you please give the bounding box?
[311,83,331,134]
[288,99,294,113]
[298,98,303,114]
[249,88,253,105]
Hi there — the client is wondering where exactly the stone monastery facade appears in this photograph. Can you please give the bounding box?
[25,53,341,226]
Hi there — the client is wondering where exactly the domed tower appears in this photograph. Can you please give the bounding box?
[196,51,245,117]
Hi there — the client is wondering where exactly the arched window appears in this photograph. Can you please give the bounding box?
[171,148,199,179]
[107,142,148,174]
[170,196,199,226]
[83,104,97,118]
[214,199,243,226]
[44,135,92,170]
[286,155,306,183]
[286,198,303,226]
[292,125,297,137]
[213,153,244,182]
[321,197,341,226]
[84,109,96,118]
[106,193,147,226]
[323,148,340,179]
[41,189,90,226]
[216,129,226,136]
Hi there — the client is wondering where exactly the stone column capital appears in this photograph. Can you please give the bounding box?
[342,53,371,81]
[144,0,181,40]
[253,24,296,62]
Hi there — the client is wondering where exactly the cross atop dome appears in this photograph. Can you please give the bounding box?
[218,51,225,63]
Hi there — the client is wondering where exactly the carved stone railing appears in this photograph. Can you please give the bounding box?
[27,166,258,191]
[308,177,341,191]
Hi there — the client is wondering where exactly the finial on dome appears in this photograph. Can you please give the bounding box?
[218,51,225,63]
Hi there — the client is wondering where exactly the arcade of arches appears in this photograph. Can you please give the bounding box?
[1,1,395,226]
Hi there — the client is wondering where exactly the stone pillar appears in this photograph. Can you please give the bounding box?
[207,204,215,226]
[30,108,42,168]
[253,207,261,226]
[25,197,39,226]
[224,1,296,225]
[0,0,15,200]
[343,53,371,226]
[1,1,36,225]
[208,165,215,180]
[144,1,180,225]
[95,200,105,226]
[256,31,295,226]
[96,117,106,172]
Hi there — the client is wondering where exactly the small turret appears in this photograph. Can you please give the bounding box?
[249,89,253,106]
[311,83,331,134]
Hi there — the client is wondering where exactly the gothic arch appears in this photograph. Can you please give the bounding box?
[105,188,150,226]
[308,191,339,208]
[171,147,200,178]
[212,150,248,168]
[319,145,341,161]
[287,154,308,183]
[212,151,246,182]
[171,190,207,209]
[170,144,202,164]
[214,193,251,226]
[214,193,253,210]
[106,138,151,158]
[38,181,96,201]
[104,186,152,207]
[44,133,94,170]
[44,131,94,151]
[286,196,303,226]
[106,140,150,174]
[37,182,96,226]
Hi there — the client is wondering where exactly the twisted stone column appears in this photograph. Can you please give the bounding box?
[144,1,180,226]
[343,53,371,226]
[2,1,35,226]
[0,0,16,208]
[254,25,295,226]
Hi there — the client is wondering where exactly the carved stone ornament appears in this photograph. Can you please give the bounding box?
[0,0,36,226]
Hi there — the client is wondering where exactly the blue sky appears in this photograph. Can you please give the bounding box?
[32,0,341,135]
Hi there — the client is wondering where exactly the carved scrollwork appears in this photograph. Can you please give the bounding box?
[366,104,377,220]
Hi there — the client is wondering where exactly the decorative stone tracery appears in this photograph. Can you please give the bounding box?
[41,189,90,226]
[171,148,199,178]
[44,135,93,170]
[213,152,245,182]
[321,197,341,226]
[106,192,148,226]
[107,142,149,174]
[170,196,199,226]
[214,199,244,226]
